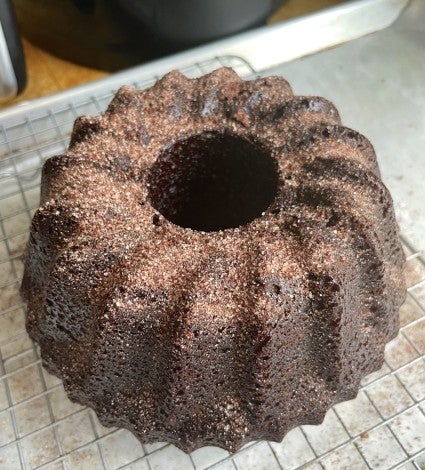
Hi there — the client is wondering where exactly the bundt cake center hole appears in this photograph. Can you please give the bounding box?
[148,132,278,231]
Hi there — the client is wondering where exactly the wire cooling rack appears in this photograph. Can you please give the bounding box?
[0,55,424,470]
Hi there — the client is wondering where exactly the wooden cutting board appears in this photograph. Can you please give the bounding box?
[1,0,342,109]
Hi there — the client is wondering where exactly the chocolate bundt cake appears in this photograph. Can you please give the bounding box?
[21,67,406,452]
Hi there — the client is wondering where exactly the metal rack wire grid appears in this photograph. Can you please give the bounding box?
[0,55,424,470]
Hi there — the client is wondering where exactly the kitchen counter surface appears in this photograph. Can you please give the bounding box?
[1,0,343,110]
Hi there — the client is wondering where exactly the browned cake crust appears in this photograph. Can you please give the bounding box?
[21,68,406,452]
